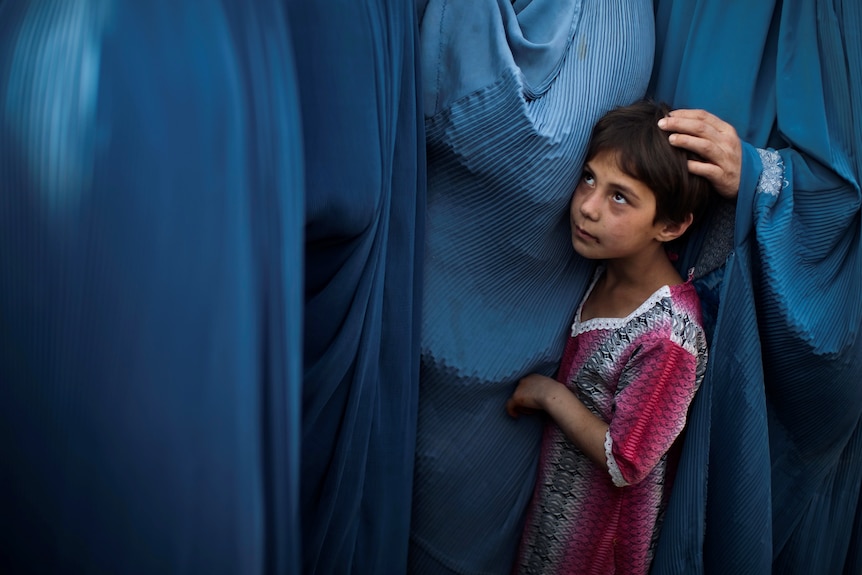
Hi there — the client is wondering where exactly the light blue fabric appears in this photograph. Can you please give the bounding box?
[410,1,654,573]
[0,2,302,573]
[649,0,862,573]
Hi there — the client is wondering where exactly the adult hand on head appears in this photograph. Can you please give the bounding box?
[658,109,743,200]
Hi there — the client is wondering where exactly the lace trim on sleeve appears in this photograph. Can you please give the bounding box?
[756,148,786,197]
[605,430,629,487]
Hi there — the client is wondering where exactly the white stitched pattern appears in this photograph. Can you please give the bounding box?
[756,148,786,197]
[605,430,628,487]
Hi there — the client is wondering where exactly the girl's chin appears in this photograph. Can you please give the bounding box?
[571,242,602,260]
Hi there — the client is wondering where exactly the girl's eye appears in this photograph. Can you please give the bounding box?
[612,191,628,204]
[582,172,595,186]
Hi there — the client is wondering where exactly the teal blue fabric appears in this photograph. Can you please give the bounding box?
[650,1,862,573]
[0,2,426,573]
[410,1,654,573]
[287,1,426,573]
[0,2,302,573]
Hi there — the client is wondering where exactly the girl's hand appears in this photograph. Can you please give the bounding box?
[658,109,743,200]
[506,374,563,418]
[508,373,609,468]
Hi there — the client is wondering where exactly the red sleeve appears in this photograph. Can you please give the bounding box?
[607,335,701,486]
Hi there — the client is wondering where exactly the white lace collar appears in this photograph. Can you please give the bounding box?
[571,267,672,337]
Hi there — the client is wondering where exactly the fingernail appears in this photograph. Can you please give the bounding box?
[658,118,667,128]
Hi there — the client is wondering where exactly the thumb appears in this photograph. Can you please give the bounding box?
[506,398,520,419]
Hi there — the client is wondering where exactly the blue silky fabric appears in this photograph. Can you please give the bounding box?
[0,2,302,573]
[285,1,425,573]
[410,1,654,573]
[650,1,862,573]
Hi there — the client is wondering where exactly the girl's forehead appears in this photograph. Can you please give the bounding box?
[585,150,632,178]
[586,148,625,168]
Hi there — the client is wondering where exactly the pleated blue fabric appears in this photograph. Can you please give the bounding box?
[0,2,302,573]
[410,2,654,573]
[649,1,862,573]
[286,1,426,573]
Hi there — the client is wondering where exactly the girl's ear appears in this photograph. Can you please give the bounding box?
[656,213,694,242]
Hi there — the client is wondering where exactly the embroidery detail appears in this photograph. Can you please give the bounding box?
[605,430,628,487]
[756,148,786,196]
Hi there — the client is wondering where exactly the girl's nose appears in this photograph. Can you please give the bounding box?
[578,189,600,220]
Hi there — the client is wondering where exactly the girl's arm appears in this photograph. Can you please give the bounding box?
[506,373,609,471]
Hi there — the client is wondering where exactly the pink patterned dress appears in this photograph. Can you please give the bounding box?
[514,278,707,575]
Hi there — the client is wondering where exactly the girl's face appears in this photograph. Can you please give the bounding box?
[569,150,669,262]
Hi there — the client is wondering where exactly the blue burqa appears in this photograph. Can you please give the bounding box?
[0,1,426,573]
[286,1,425,573]
[0,2,303,573]
[649,1,862,573]
[410,1,654,573]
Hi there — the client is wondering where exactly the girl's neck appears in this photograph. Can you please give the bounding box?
[581,249,683,321]
[603,249,683,289]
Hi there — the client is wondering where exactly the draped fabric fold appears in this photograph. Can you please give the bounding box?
[0,1,303,573]
[411,1,654,573]
[650,1,862,572]
[287,1,426,572]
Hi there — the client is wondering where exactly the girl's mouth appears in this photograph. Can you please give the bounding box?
[574,225,598,242]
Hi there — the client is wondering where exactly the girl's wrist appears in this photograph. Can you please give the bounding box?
[542,380,567,409]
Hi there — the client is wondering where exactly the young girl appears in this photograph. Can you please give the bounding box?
[506,100,712,575]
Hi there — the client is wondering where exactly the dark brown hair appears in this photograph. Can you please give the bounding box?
[586,99,712,227]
